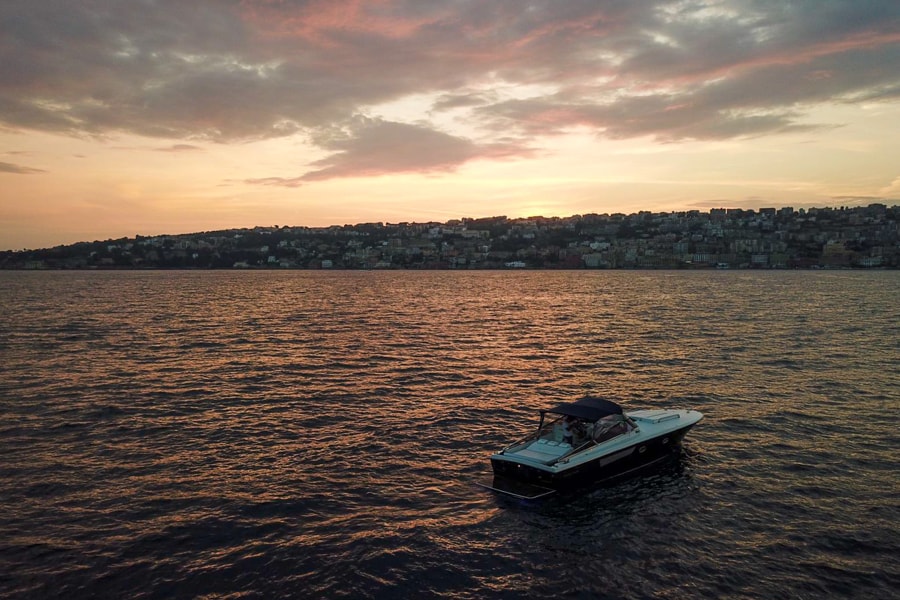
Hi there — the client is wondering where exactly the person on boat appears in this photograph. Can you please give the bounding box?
[562,417,572,446]
[561,417,575,446]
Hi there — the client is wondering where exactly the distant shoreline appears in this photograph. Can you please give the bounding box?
[3,205,898,270]
[3,265,896,272]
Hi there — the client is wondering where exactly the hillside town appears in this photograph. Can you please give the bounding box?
[3,204,898,270]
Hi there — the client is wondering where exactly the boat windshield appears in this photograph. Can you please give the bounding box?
[507,400,632,454]
[591,414,630,443]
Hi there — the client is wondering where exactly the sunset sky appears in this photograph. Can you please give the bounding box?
[2,1,899,250]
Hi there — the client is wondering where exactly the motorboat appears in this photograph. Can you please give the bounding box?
[482,396,703,499]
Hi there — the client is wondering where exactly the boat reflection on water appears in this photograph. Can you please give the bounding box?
[481,396,703,499]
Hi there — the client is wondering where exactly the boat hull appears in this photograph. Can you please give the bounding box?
[490,422,696,489]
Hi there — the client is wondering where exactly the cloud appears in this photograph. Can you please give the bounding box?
[0,161,45,174]
[832,195,899,206]
[154,144,203,152]
[2,0,899,176]
[247,116,535,184]
[245,176,305,188]
[431,91,498,112]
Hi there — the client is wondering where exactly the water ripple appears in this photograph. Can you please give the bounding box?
[0,270,898,599]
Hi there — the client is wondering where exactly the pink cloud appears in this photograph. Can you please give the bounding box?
[2,0,899,177]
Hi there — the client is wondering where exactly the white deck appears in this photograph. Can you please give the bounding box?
[628,409,684,424]
[511,438,572,462]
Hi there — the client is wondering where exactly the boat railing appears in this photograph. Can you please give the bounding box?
[556,439,596,463]
[501,422,560,454]
[501,419,630,459]
[556,425,632,463]
[501,430,542,453]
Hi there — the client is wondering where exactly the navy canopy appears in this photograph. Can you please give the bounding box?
[542,396,623,422]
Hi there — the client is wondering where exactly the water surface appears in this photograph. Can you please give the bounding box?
[1,270,898,598]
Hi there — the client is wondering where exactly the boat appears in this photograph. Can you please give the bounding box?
[482,396,703,499]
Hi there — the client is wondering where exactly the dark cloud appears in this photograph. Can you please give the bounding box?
[246,116,535,184]
[303,118,476,180]
[0,161,45,174]
[1,0,898,177]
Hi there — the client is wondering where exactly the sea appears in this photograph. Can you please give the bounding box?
[1,270,898,599]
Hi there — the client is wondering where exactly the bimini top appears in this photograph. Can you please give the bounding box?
[542,396,623,422]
